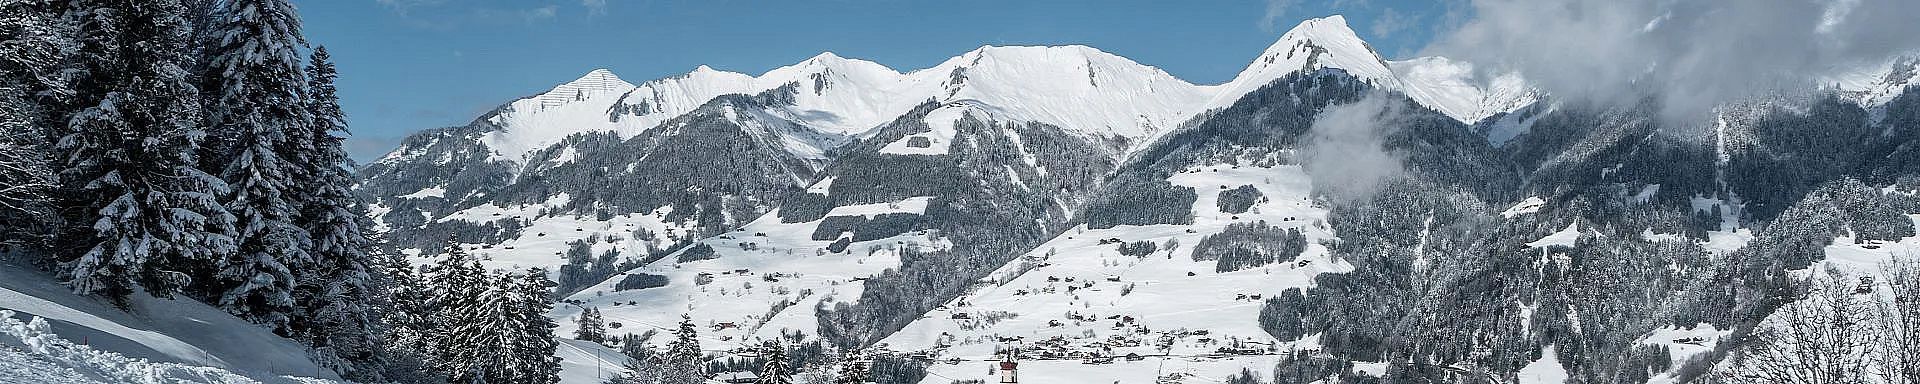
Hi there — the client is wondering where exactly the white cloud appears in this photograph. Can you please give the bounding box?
[1260,0,1299,32]
[1370,7,1411,37]
[374,0,445,15]
[582,0,608,15]
[377,1,572,29]
[1301,93,1408,204]
[1425,0,1920,125]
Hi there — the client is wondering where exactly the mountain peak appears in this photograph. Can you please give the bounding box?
[1259,15,1390,81]
[786,51,897,76]
[1201,14,1397,111]
[534,68,634,109]
[1285,15,1353,38]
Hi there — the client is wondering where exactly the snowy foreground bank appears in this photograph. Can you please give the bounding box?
[0,310,341,384]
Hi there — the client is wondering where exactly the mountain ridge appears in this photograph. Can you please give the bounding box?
[408,15,1540,171]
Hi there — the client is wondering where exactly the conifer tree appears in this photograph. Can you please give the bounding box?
[664,314,706,384]
[421,235,485,370]
[197,0,311,331]
[513,268,562,384]
[576,306,608,343]
[835,349,870,384]
[442,271,516,383]
[55,0,236,304]
[609,353,665,384]
[290,45,384,378]
[377,249,438,381]
[757,340,792,384]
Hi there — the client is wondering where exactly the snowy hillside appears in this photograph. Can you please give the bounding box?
[0,259,341,383]
[878,163,1349,382]
[549,199,926,349]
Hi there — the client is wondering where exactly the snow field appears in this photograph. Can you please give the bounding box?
[882,163,1347,371]
[551,202,948,351]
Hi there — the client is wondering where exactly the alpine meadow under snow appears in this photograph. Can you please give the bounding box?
[6,1,1920,384]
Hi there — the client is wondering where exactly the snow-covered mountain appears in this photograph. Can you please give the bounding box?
[353,13,1920,384]
[383,15,1532,175]
[356,15,1537,269]
[1200,15,1535,124]
[464,45,1214,168]
[349,16,1554,383]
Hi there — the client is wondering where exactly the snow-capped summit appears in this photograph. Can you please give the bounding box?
[1388,56,1538,124]
[1199,15,1535,124]
[1204,15,1395,111]
[463,46,1222,164]
[534,68,634,109]
[1828,56,1918,113]
[481,68,646,160]
[753,51,916,134]
[911,44,1209,139]
[400,14,1542,168]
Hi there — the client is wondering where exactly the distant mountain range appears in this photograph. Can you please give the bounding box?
[356,15,1920,384]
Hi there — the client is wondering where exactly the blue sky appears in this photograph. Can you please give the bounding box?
[299,0,1453,162]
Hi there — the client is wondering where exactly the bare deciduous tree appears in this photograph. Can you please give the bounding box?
[1731,267,1874,384]
[1878,257,1920,384]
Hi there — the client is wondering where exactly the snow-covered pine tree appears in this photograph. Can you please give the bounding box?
[441,270,517,383]
[608,353,666,384]
[376,245,444,383]
[665,314,707,384]
[0,0,69,249]
[198,0,307,166]
[512,267,562,384]
[422,235,486,373]
[834,349,870,384]
[290,45,385,379]
[757,340,792,384]
[196,0,312,331]
[55,0,236,304]
[576,306,608,343]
